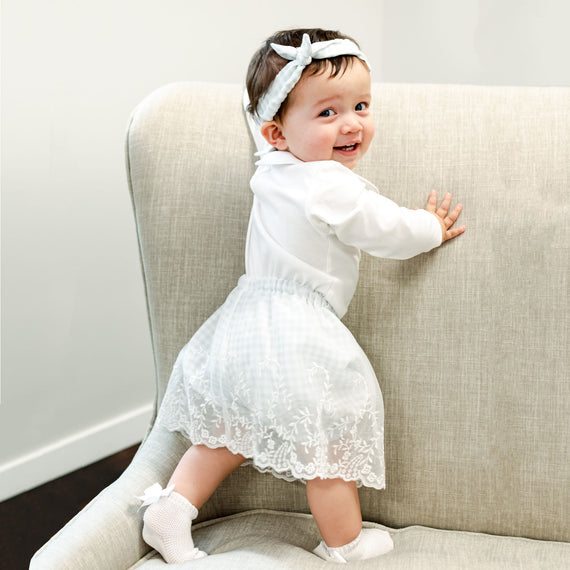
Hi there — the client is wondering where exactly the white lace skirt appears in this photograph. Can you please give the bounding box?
[157,276,385,489]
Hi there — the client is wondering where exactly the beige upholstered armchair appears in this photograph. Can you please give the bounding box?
[32,82,569,568]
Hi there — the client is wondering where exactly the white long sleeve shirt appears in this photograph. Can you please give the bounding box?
[245,151,442,318]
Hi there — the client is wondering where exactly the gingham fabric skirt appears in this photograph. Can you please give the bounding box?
[157,276,385,489]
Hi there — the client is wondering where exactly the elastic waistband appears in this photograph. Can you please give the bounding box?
[237,275,334,312]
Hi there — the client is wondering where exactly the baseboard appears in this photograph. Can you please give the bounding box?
[0,402,153,502]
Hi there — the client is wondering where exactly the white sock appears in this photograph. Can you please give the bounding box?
[313,528,394,563]
[142,489,207,564]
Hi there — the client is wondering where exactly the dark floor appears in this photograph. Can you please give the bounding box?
[0,444,139,570]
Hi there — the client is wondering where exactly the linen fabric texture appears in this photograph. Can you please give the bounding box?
[30,82,570,569]
[134,510,570,570]
[136,83,568,541]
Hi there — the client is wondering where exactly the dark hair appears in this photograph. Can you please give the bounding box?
[246,28,362,122]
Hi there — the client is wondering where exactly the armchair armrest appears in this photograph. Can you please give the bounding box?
[30,427,185,569]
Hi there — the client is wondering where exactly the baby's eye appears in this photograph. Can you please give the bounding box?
[319,109,335,118]
[355,102,368,111]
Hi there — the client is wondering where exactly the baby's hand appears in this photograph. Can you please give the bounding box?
[425,190,466,242]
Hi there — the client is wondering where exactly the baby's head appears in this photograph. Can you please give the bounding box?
[246,29,362,123]
[246,28,374,170]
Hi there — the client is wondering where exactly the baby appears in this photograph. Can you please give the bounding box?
[138,28,465,564]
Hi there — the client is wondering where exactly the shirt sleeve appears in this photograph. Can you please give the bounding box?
[305,162,443,260]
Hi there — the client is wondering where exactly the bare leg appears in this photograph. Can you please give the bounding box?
[306,478,362,547]
[307,477,394,562]
[168,444,246,508]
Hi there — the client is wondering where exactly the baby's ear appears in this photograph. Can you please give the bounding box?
[260,121,289,151]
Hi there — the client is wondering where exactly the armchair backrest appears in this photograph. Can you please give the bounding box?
[126,82,569,543]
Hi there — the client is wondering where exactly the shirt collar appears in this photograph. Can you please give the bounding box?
[254,150,304,167]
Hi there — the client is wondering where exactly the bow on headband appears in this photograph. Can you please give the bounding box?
[254,33,370,125]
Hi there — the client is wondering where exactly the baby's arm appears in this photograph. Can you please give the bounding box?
[305,163,464,258]
[424,190,466,242]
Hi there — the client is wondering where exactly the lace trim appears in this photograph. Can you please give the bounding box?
[160,423,385,490]
[158,359,385,490]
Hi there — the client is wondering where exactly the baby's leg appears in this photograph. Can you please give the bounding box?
[307,478,393,563]
[306,478,362,547]
[142,445,245,563]
[169,444,246,508]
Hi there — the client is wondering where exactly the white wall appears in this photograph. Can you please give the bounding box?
[1,0,568,502]
[0,0,383,501]
[381,0,570,86]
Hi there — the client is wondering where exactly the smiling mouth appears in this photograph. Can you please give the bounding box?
[334,143,359,152]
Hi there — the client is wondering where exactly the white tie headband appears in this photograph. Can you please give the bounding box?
[254,33,370,125]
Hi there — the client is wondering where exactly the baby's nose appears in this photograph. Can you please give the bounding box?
[341,114,363,134]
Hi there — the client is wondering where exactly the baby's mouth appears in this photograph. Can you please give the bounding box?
[334,143,359,152]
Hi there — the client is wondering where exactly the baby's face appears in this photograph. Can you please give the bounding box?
[265,60,374,170]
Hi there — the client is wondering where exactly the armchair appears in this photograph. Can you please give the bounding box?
[32,81,570,568]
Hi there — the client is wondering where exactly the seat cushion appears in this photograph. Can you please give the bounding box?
[130,509,570,569]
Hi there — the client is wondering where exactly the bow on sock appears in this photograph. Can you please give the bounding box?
[137,483,175,509]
